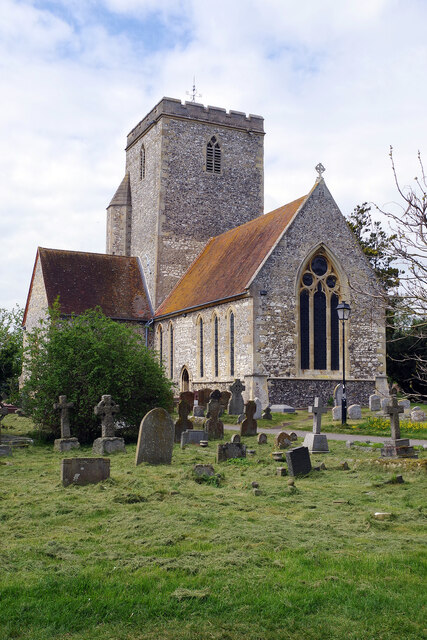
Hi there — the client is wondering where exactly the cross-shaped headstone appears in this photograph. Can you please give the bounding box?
[230,379,245,395]
[0,404,9,443]
[94,395,120,438]
[308,397,327,434]
[385,392,404,441]
[53,395,74,439]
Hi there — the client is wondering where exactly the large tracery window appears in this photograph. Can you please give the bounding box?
[299,254,340,371]
[206,136,221,174]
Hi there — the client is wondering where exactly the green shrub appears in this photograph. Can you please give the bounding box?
[21,304,173,443]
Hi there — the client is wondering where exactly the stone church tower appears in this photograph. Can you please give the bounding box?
[107,97,265,309]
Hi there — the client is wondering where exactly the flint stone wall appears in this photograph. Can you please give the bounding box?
[268,378,375,408]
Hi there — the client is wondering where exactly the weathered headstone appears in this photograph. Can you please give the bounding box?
[348,404,362,420]
[180,429,207,448]
[93,395,125,454]
[231,433,241,443]
[398,398,411,417]
[193,463,215,477]
[289,432,298,442]
[174,399,193,442]
[285,446,312,476]
[369,394,381,412]
[53,395,80,452]
[333,384,343,407]
[275,431,292,449]
[261,406,272,420]
[193,405,205,417]
[204,395,224,440]
[240,400,257,437]
[380,397,391,413]
[180,390,195,408]
[198,388,213,408]
[257,432,267,445]
[219,391,231,410]
[228,379,245,415]
[216,441,246,462]
[253,397,262,420]
[411,407,426,422]
[61,457,110,486]
[135,408,174,465]
[381,392,417,459]
[303,397,329,453]
[332,405,341,421]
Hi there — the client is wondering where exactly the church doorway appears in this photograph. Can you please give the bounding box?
[181,367,190,392]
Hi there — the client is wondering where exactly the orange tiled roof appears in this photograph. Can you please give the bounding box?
[155,194,307,316]
[26,248,152,323]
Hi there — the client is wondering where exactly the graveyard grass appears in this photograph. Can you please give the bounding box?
[1,415,427,640]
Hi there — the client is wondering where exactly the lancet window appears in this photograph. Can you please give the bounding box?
[198,317,204,377]
[229,311,235,376]
[206,136,221,174]
[214,315,219,377]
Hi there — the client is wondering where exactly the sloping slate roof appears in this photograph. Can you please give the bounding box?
[155,194,308,316]
[38,248,151,321]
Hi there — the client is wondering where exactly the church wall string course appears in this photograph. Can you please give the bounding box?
[23,96,387,407]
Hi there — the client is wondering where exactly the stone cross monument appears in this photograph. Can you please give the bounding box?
[93,394,125,455]
[303,397,329,453]
[381,391,417,458]
[53,394,80,452]
[228,379,245,415]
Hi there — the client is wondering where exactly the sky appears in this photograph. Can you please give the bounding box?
[1,0,426,311]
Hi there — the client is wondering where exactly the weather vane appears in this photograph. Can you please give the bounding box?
[186,76,202,102]
[315,163,325,179]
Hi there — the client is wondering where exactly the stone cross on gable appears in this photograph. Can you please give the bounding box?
[308,397,327,434]
[53,395,74,439]
[94,395,120,438]
[385,392,404,441]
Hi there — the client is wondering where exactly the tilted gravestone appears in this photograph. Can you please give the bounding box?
[303,397,329,453]
[174,399,193,443]
[381,392,417,459]
[257,432,267,445]
[369,394,381,412]
[53,395,80,452]
[275,431,292,449]
[217,441,246,463]
[228,379,245,415]
[240,400,257,437]
[204,394,224,440]
[61,457,110,486]
[180,430,207,448]
[285,446,312,476]
[93,395,125,454]
[135,408,174,465]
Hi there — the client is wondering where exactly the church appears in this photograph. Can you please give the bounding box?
[23,97,387,407]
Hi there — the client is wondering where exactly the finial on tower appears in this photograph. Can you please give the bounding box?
[186,76,202,103]
[315,162,325,180]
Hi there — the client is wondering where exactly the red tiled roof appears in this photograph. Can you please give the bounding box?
[155,194,307,316]
[26,248,151,323]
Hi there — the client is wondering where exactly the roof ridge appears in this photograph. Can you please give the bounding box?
[39,247,136,260]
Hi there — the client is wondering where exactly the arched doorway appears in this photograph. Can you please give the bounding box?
[181,367,190,392]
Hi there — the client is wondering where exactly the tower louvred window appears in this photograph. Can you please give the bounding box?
[206,136,221,173]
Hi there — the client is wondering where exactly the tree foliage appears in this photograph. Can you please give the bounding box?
[0,305,24,401]
[22,304,174,443]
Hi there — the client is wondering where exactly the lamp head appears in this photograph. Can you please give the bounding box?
[336,301,351,321]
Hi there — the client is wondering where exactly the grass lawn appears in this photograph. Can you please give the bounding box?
[1,415,427,640]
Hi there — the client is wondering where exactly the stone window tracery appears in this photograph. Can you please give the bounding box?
[299,254,340,371]
[206,136,221,174]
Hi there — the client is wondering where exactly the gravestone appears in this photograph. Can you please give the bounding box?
[275,431,292,449]
[180,429,207,448]
[253,397,262,420]
[198,388,213,408]
[204,395,224,440]
[193,405,205,417]
[348,404,362,420]
[228,379,245,415]
[380,397,391,413]
[381,392,417,459]
[240,400,257,437]
[257,432,267,445]
[216,441,246,462]
[333,384,343,406]
[180,391,195,408]
[219,391,231,411]
[369,394,381,412]
[61,457,110,486]
[193,464,215,477]
[231,433,241,443]
[332,405,341,421]
[270,404,295,413]
[398,398,411,418]
[135,408,174,465]
[174,399,193,443]
[53,395,80,452]
[285,446,312,476]
[303,397,329,453]
[93,395,125,454]
[261,407,272,420]
[411,407,426,422]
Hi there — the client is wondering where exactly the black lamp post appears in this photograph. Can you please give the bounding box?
[336,301,351,425]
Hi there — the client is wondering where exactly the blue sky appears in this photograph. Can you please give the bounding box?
[1,0,427,310]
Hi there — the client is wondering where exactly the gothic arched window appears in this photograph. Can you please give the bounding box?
[140,145,145,180]
[299,254,340,371]
[213,315,219,377]
[197,316,204,377]
[206,136,221,174]
[169,323,174,378]
[229,311,235,376]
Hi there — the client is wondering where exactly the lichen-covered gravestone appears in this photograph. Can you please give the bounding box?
[204,393,224,440]
[240,400,257,437]
[53,395,80,452]
[93,395,125,454]
[61,457,110,486]
[217,441,246,462]
[257,432,267,445]
[228,379,245,415]
[174,399,193,443]
[261,407,272,420]
[303,397,329,453]
[347,404,362,420]
[135,408,175,465]
[275,431,292,449]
